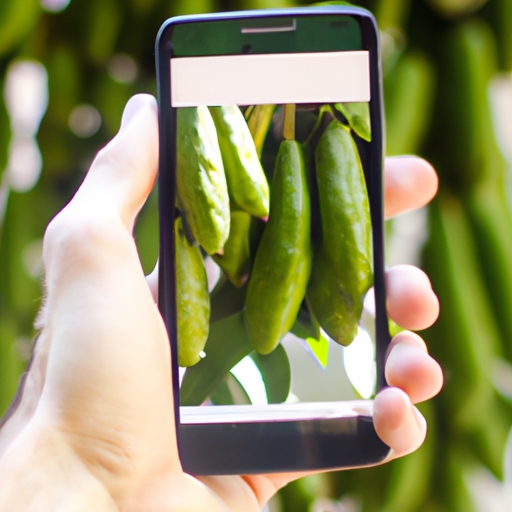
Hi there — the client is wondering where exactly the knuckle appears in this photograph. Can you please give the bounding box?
[43,210,128,274]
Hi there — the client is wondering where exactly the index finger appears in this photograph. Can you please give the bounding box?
[384,156,438,219]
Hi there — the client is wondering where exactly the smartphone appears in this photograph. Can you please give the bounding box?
[156,5,390,475]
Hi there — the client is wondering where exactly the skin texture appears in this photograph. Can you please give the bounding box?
[0,94,442,511]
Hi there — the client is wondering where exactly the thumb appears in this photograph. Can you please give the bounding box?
[74,94,159,230]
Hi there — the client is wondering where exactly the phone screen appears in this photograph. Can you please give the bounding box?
[157,9,390,473]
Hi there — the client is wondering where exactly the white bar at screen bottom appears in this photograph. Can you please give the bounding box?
[170,51,370,107]
[180,400,374,424]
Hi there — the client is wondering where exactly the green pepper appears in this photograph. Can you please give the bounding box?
[210,105,270,218]
[212,210,251,288]
[176,106,230,255]
[307,120,373,346]
[175,217,210,367]
[245,140,311,355]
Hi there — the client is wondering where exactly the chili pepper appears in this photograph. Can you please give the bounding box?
[176,106,229,255]
[245,139,311,355]
[175,217,210,367]
[212,210,251,288]
[210,105,270,218]
[307,119,373,346]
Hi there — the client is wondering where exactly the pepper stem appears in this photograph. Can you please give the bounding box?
[283,104,296,141]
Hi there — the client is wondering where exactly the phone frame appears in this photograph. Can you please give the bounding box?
[156,6,391,475]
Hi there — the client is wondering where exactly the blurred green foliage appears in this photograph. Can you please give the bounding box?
[2,0,512,511]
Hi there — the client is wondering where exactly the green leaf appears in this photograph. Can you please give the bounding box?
[0,318,25,416]
[0,97,10,180]
[130,0,159,15]
[311,1,353,6]
[209,276,247,323]
[46,45,81,124]
[374,0,412,31]
[384,52,435,156]
[180,311,252,406]
[0,0,41,58]
[226,373,252,405]
[87,0,122,64]
[250,344,291,403]
[172,0,216,16]
[290,305,320,340]
[306,333,329,369]
[210,378,234,405]
[134,189,159,275]
[335,102,371,142]
[95,76,133,137]
[210,373,252,405]
[242,0,295,8]
[290,303,329,368]
[246,104,276,157]
[388,318,403,337]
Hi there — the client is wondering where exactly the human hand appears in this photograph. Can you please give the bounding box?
[0,94,441,511]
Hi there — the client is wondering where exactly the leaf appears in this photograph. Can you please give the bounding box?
[226,373,252,405]
[0,96,10,181]
[209,276,247,323]
[95,76,133,136]
[306,333,329,369]
[290,303,329,368]
[0,0,41,58]
[210,378,234,405]
[87,0,122,64]
[311,1,353,5]
[335,102,371,141]
[134,189,158,275]
[245,105,275,157]
[210,374,252,405]
[290,305,320,340]
[0,317,25,416]
[384,52,435,156]
[388,318,403,338]
[172,0,216,16]
[180,311,252,406]
[250,344,291,403]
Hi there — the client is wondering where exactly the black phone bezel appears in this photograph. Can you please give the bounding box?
[155,6,391,475]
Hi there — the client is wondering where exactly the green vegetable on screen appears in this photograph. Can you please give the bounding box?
[176,106,230,255]
[210,105,270,218]
[307,120,373,346]
[245,138,312,355]
[175,217,210,367]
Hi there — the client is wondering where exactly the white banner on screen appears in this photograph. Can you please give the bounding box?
[170,51,370,107]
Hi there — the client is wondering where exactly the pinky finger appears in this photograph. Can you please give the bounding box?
[373,387,427,459]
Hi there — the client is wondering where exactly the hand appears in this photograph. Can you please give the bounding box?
[0,94,442,511]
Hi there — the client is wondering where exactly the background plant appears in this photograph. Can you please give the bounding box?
[1,0,512,510]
